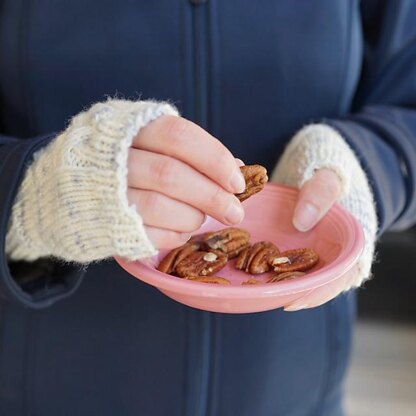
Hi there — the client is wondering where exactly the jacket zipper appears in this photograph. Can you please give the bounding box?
[192,1,209,128]
[191,2,211,416]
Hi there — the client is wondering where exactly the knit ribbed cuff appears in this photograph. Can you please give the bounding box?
[272,124,354,198]
[6,100,178,263]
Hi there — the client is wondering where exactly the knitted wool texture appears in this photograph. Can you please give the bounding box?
[6,99,178,262]
[272,124,378,289]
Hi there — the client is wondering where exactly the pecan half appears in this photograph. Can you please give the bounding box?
[188,232,210,244]
[267,271,306,283]
[235,246,251,270]
[227,242,251,259]
[236,241,280,274]
[269,248,319,273]
[248,242,280,274]
[185,276,231,285]
[241,278,262,285]
[203,228,250,259]
[235,165,268,202]
[157,242,201,274]
[176,251,228,278]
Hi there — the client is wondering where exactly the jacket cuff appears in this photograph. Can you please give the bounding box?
[0,134,85,308]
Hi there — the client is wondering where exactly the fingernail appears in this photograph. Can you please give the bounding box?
[284,303,309,312]
[225,202,244,225]
[230,171,246,193]
[235,158,245,167]
[293,202,319,231]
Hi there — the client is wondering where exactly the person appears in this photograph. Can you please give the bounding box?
[0,1,415,415]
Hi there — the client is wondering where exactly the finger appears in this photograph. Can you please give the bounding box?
[235,158,245,167]
[127,189,205,232]
[293,169,342,232]
[145,226,191,250]
[133,115,245,193]
[128,149,244,226]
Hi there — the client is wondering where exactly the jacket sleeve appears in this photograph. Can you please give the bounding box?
[325,0,416,234]
[0,133,86,308]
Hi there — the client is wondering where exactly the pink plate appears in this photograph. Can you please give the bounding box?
[115,183,364,313]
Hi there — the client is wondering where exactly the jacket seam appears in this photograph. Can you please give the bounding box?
[23,314,35,416]
[18,0,36,135]
[206,2,220,415]
[208,0,221,140]
[178,3,187,415]
[335,0,355,114]
[312,303,334,416]
[207,313,221,416]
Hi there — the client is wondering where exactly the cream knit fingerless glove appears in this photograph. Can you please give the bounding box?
[272,124,378,289]
[6,99,178,263]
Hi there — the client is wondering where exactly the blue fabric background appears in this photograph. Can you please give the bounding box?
[0,1,414,415]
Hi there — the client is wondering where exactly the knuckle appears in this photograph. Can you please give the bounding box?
[205,145,235,186]
[152,229,173,250]
[316,170,341,197]
[208,186,227,212]
[143,191,162,215]
[153,156,177,188]
[325,177,342,199]
[164,116,190,146]
[184,211,206,232]
[165,231,190,249]
[219,149,234,179]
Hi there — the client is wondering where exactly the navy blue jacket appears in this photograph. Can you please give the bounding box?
[0,1,415,415]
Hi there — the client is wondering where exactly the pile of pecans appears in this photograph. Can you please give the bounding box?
[157,164,319,285]
[157,227,319,285]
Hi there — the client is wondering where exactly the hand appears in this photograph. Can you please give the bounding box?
[127,115,246,250]
[282,169,346,311]
[271,124,378,311]
[292,169,342,232]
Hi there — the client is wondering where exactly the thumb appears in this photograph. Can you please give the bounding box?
[293,169,342,232]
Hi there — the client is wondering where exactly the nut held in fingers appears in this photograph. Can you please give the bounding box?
[235,165,268,202]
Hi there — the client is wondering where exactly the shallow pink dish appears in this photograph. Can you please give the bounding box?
[115,183,364,314]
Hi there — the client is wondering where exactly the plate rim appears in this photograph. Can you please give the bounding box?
[116,183,364,299]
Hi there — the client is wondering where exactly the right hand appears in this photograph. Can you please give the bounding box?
[127,115,246,250]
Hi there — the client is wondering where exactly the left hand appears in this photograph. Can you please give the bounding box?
[282,168,360,311]
[271,124,378,311]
